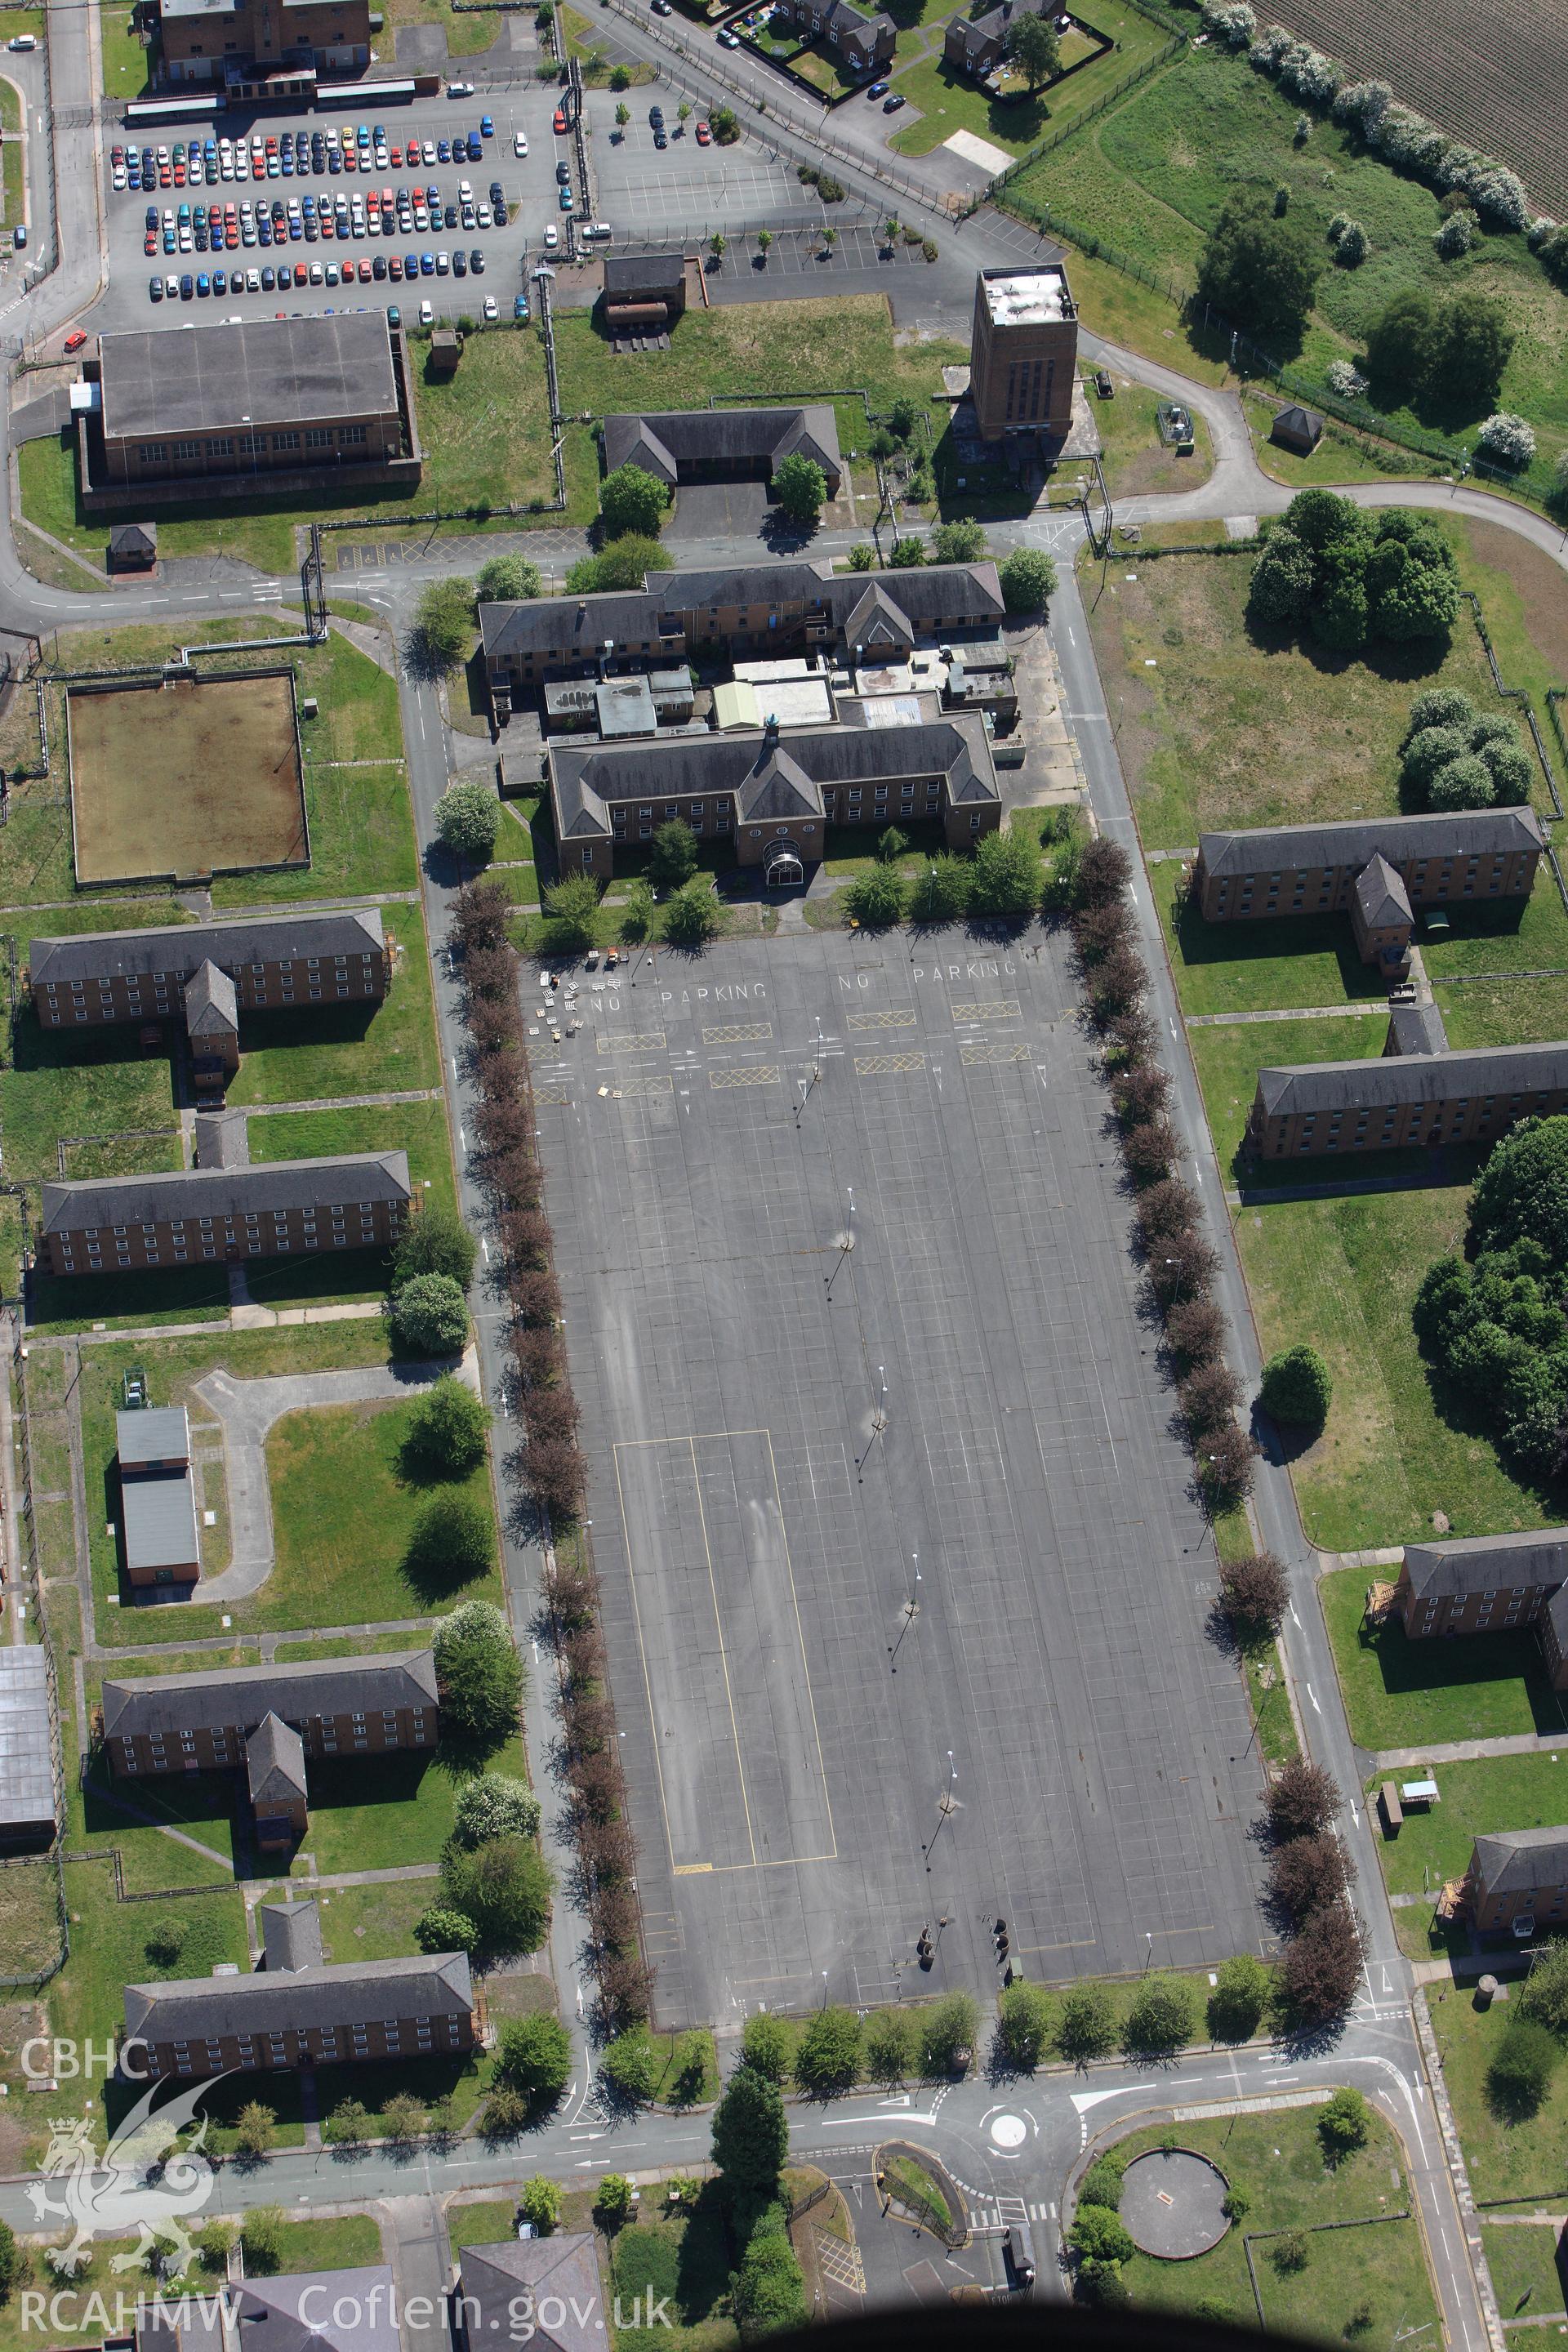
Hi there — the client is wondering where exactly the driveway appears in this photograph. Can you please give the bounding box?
[192,1347,480,1602]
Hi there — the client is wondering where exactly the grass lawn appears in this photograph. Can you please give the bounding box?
[259,2216,385,2274]
[0,1009,180,1190]
[446,2200,517,2254]
[99,5,149,96]
[50,1858,248,2055]
[1370,1755,1568,1905]
[1111,2108,1438,2341]
[889,0,1173,159]
[1188,1009,1388,1174]
[248,1098,457,1222]
[1004,46,1568,497]
[609,2189,733,2352]
[78,1753,238,1890]
[1242,387,1450,492]
[224,903,439,1107]
[1321,1568,1568,1751]
[376,0,497,58]
[1484,2223,1567,2323]
[1237,1190,1558,1557]
[211,764,416,906]
[0,1858,62,1980]
[1073,376,1214,500]
[1085,543,1495,853]
[263,1393,501,1628]
[1429,1991,1568,2207]
[265,1876,438,1957]
[19,434,299,580]
[1158,864,1391,1019]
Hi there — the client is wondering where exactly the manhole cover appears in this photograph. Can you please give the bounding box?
[990,2114,1027,2149]
[1120,2149,1230,2259]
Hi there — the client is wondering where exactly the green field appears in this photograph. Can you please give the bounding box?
[0,1856,62,1980]
[1429,1992,1568,2207]
[1,1010,180,1189]
[608,2194,734,2352]
[1484,2223,1566,2324]
[1111,2107,1440,2341]
[1321,1569,1568,1751]
[1189,1009,1388,1175]
[1159,871,1391,1018]
[1370,1755,1568,1911]
[223,902,439,1105]
[889,0,1174,161]
[1004,45,1568,496]
[99,4,148,97]
[248,1098,457,1222]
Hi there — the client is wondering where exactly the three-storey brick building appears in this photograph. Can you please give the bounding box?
[1193,809,1545,931]
[125,1944,479,2079]
[28,908,389,1032]
[1245,1041,1568,1160]
[38,1152,412,1279]
[100,1650,439,1775]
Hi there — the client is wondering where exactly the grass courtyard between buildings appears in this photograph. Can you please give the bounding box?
[1429,1991,1568,2209]
[1321,1570,1568,1751]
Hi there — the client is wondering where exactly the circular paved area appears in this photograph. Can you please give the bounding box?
[1119,2149,1231,2259]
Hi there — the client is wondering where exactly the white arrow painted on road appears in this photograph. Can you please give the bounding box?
[1306,1682,1321,1713]
[1070,2086,1157,2114]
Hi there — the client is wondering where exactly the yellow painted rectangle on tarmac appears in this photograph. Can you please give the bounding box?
[703,1022,773,1045]
[596,1031,667,1054]
[854,1051,927,1075]
[960,1041,1031,1065]
[710,1063,780,1088]
[848,1009,917,1031]
[951,999,1020,1023]
[611,1073,674,1098]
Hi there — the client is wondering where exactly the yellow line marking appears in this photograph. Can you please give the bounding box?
[709,1063,780,1088]
[854,1051,926,1076]
[951,999,1020,1023]
[596,1031,667,1054]
[960,1041,1031,1066]
[611,1074,674,1098]
[672,1863,714,1876]
[533,1085,572,1103]
[689,1434,759,1870]
[703,1021,773,1044]
[848,1009,917,1031]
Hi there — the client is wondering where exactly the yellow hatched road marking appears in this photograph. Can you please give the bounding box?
[951,999,1020,1023]
[709,1064,780,1088]
[848,1009,917,1031]
[854,1051,927,1076]
[960,1040,1031,1065]
[703,1021,773,1044]
[533,1085,572,1103]
[596,1031,667,1054]
[611,1073,674,1098]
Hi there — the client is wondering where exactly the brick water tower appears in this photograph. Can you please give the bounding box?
[969,263,1078,441]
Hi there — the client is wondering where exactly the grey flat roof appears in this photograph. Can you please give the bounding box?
[603,252,684,296]
[120,1466,201,1575]
[31,907,385,990]
[117,1405,190,1467]
[1256,1040,1568,1119]
[99,314,399,443]
[1199,806,1546,880]
[124,1950,474,2042]
[103,1649,438,1740]
[41,1151,411,1236]
[0,1647,56,1833]
[1403,1530,1568,1604]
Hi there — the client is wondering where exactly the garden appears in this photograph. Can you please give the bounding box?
[1428,1950,1568,2207]
[1366,1753,1568,1960]
[1320,1569,1568,1751]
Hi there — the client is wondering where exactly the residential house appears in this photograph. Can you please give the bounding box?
[118,2270,399,2352]
[452,2239,604,2352]
[1391,1530,1568,1657]
[1460,1828,1568,1939]
[773,0,894,72]
[944,0,1054,79]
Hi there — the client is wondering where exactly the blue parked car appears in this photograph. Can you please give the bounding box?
[558,183,573,209]
[289,216,303,238]
[180,272,194,297]
[212,267,226,294]
[514,292,530,319]
[466,132,483,159]
[195,270,210,295]
[420,250,435,274]
[480,114,493,136]
[404,250,419,276]
[437,138,450,161]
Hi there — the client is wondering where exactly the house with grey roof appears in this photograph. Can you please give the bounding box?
[125,2271,400,2352]
[185,962,240,1074]
[29,907,389,1036]
[1461,1827,1568,1938]
[101,1650,439,1776]
[1192,808,1545,943]
[39,1151,412,1281]
[1350,852,1414,976]
[550,710,1000,883]
[773,0,893,68]
[1391,1530,1568,1655]
[0,1646,59,1844]
[453,2238,604,2352]
[115,1405,201,1591]
[125,1949,478,2079]
[1246,1041,1568,1160]
[247,1713,309,1850]
[602,406,842,497]
[944,0,1054,77]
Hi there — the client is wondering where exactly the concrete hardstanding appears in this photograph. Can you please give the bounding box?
[533,928,1265,2029]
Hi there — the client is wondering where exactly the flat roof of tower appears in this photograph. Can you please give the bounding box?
[981,266,1072,324]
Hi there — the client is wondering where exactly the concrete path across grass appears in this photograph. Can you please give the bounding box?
[191,1346,481,1604]
[1374,1731,1568,1771]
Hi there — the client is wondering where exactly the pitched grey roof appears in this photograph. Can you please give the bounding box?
[194,1111,252,1169]
[100,314,399,442]
[947,0,1053,64]
[1401,1530,1568,1604]
[1387,1002,1449,1057]
[110,522,158,557]
[1275,404,1325,439]
[186,960,238,1039]
[1354,853,1412,929]
[41,1152,411,1236]
[1472,1826,1568,1898]
[119,1466,200,1577]
[601,405,842,488]
[737,745,820,822]
[1256,1042,1568,1120]
[457,2240,603,2352]
[1198,807,1546,882]
[231,2270,401,2352]
[123,1951,474,2044]
[604,252,684,299]
[117,1405,190,1468]
[102,1650,438,1741]
[0,1646,56,1833]
[261,1898,323,1972]
[247,1713,308,1806]
[30,907,385,991]
[133,2294,232,2352]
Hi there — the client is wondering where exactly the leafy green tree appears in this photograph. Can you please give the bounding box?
[1069,2206,1135,2265]
[599,462,670,540]
[599,2029,657,2105]
[1487,2020,1561,2119]
[1124,1973,1200,2056]
[412,577,473,675]
[1058,1980,1117,2061]
[543,871,603,947]
[393,1209,477,1294]
[595,2175,634,2228]
[969,824,1043,920]
[389,1272,469,1356]
[441,1833,553,1953]
[384,2092,426,2145]
[1272,2231,1309,2274]
[1003,10,1058,86]
[844,866,906,927]
[452,1773,541,1846]
[1317,2086,1370,2159]
[1470,1117,1568,1270]
[889,537,926,568]
[564,536,671,594]
[613,100,630,131]
[875,825,909,864]
[1365,515,1460,640]
[495,2012,573,2104]
[481,2082,528,2137]
[996,1980,1054,2070]
[474,555,541,606]
[867,425,897,462]
[650,819,699,889]
[863,2008,915,2085]
[1403,723,1472,791]
[520,2176,561,2233]
[910,855,971,924]
[711,2063,789,2192]
[1445,292,1517,406]
[437,781,502,864]
[608,61,630,87]
[733,2221,808,2341]
[1196,190,1321,342]
[999,546,1058,612]
[1079,2157,1125,2212]
[434,1598,526,1753]
[931,519,987,564]
[847,542,879,571]
[196,2219,238,2274]
[1310,532,1370,649]
[408,1374,489,1474]
[756,229,773,259]
[774,452,828,525]
[920,1989,978,2077]
[885,397,920,442]
[709,105,738,142]
[1260,1343,1332,1431]
[740,2011,793,2082]
[795,2005,862,2096]
[407,1490,495,1588]
[1218,1553,1289,1642]
[240,2206,283,2266]
[1209,1952,1272,2041]
[1428,752,1495,809]
[414,1904,479,1955]
[145,1917,186,1967]
[1405,686,1476,737]
[662,882,722,947]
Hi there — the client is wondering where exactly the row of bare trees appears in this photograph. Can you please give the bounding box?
[451,881,653,2033]
[1068,835,1258,1515]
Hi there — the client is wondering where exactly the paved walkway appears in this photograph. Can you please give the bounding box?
[1374,1731,1568,1771]
[1187,1003,1386,1027]
[190,1347,479,1602]
[240,1088,443,1115]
